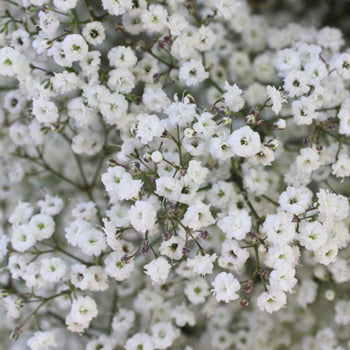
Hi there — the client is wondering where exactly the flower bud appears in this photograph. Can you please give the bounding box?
[129,162,140,174]
[266,138,280,150]
[273,118,286,130]
[151,151,163,163]
[241,299,250,308]
[135,41,146,52]
[40,5,49,13]
[186,94,195,104]
[182,247,190,255]
[162,232,171,241]
[15,298,25,309]
[243,281,253,293]
[0,289,9,298]
[143,151,152,162]
[10,331,20,341]
[200,230,209,239]
[107,158,118,167]
[121,254,130,263]
[129,124,138,137]
[260,268,269,279]
[248,232,256,240]
[325,289,335,301]
[223,116,232,125]
[246,113,256,125]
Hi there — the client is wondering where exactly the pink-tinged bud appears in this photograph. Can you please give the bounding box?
[261,268,269,279]
[182,247,190,255]
[107,158,118,167]
[241,299,250,308]
[266,138,280,150]
[121,255,130,263]
[115,23,124,32]
[243,281,253,293]
[162,232,171,241]
[248,232,257,240]
[200,230,209,239]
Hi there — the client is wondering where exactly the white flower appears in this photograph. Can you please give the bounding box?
[108,46,137,68]
[9,202,33,225]
[223,82,245,112]
[186,253,217,276]
[182,201,215,230]
[28,214,55,241]
[332,153,350,177]
[335,300,350,325]
[314,243,338,265]
[27,331,57,350]
[292,96,318,125]
[37,195,63,216]
[32,98,59,125]
[279,186,312,215]
[40,257,67,283]
[82,21,105,45]
[184,278,210,304]
[212,272,240,303]
[262,212,296,244]
[144,257,171,284]
[257,287,287,313]
[71,131,103,155]
[151,322,179,349]
[72,201,97,221]
[112,308,135,333]
[70,296,98,324]
[267,85,287,115]
[170,304,195,327]
[298,221,328,251]
[125,333,154,350]
[159,236,185,260]
[283,70,310,97]
[136,113,165,144]
[62,34,88,62]
[297,279,318,308]
[166,95,197,127]
[53,0,78,11]
[107,67,135,94]
[269,268,297,293]
[141,5,168,33]
[217,209,252,240]
[211,0,240,19]
[128,200,157,234]
[221,239,250,272]
[104,250,135,281]
[229,126,261,158]
[179,59,209,86]
[185,160,209,185]
[78,228,107,256]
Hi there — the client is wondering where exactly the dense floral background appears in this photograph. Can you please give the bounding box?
[1,0,350,349]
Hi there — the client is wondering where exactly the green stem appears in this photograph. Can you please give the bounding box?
[207,78,224,94]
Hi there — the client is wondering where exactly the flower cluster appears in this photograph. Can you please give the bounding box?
[0,0,350,349]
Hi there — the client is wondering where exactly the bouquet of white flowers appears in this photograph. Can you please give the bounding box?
[1,0,350,349]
